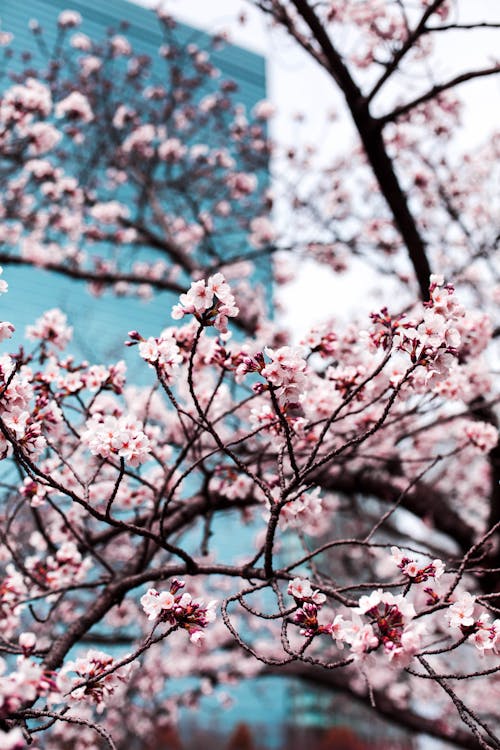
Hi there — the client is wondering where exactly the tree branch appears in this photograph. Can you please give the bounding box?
[367,0,447,102]
[287,0,433,299]
[266,662,487,749]
[379,65,500,125]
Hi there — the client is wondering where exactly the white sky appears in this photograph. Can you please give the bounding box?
[135,0,500,337]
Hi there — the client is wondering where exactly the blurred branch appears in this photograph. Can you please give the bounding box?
[268,662,487,749]
[379,65,500,125]
[367,0,447,102]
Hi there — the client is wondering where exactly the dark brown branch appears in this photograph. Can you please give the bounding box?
[121,217,198,274]
[427,22,500,32]
[379,65,500,125]
[0,252,184,295]
[288,0,432,299]
[317,470,475,551]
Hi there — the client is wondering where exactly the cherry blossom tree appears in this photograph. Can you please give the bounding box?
[0,2,499,749]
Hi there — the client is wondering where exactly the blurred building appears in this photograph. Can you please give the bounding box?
[0,0,269,373]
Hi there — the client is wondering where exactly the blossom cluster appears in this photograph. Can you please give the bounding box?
[140,579,217,645]
[0,354,46,460]
[0,4,498,746]
[128,331,182,383]
[58,649,132,713]
[446,593,500,653]
[28,541,92,590]
[81,413,151,466]
[171,273,239,334]
[289,580,422,666]
[272,486,324,536]
[288,577,331,638]
[0,643,58,721]
[26,308,73,351]
[261,346,308,410]
[0,565,27,638]
[390,546,445,583]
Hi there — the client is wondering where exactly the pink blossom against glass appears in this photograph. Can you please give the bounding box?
[55,91,94,123]
[0,78,52,123]
[135,334,182,382]
[248,216,275,248]
[22,122,61,156]
[84,364,110,392]
[58,10,82,28]
[226,172,258,199]
[158,137,187,162]
[107,359,127,393]
[78,55,102,79]
[0,32,13,47]
[89,201,129,224]
[70,32,92,50]
[110,35,132,56]
[25,308,73,350]
[0,268,8,297]
[121,124,157,156]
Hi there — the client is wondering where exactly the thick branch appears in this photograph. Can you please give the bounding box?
[267,662,486,749]
[288,0,432,299]
[317,471,475,552]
